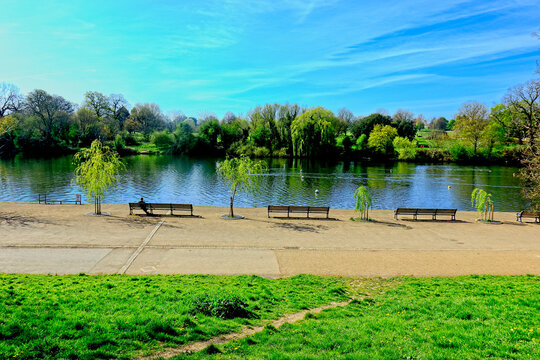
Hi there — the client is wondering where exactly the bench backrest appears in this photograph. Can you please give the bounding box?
[268,205,289,211]
[520,211,540,216]
[436,208,457,214]
[416,208,437,214]
[289,206,310,212]
[395,208,418,214]
[309,206,329,212]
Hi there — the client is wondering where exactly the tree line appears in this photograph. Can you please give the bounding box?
[0,79,538,164]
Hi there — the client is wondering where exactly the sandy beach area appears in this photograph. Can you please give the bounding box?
[0,202,538,277]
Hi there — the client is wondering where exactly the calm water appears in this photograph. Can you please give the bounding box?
[0,155,527,211]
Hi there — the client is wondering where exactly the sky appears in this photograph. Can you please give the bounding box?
[1,0,539,120]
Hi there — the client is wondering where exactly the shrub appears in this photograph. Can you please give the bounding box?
[355,134,367,151]
[393,136,417,160]
[449,143,471,162]
[151,130,174,149]
[368,124,398,155]
[189,293,254,319]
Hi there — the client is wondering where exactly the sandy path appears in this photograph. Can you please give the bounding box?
[0,202,538,276]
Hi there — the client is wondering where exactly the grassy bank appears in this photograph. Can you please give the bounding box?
[172,276,539,360]
[0,274,348,360]
[1,275,538,360]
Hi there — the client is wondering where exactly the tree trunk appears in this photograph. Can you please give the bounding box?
[95,196,101,215]
[229,185,237,217]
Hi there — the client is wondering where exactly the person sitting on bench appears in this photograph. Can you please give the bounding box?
[138,197,150,215]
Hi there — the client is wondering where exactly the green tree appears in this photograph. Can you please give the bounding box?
[291,106,339,157]
[350,113,392,139]
[393,136,418,160]
[519,147,540,210]
[73,140,125,215]
[25,89,74,143]
[83,91,110,120]
[217,156,267,218]
[368,124,398,155]
[354,186,372,220]
[471,188,494,222]
[454,102,489,154]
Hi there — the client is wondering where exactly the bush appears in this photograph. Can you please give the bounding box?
[189,293,254,319]
[368,124,398,155]
[151,130,174,149]
[393,136,417,160]
[449,143,471,162]
[113,134,125,152]
[355,134,367,151]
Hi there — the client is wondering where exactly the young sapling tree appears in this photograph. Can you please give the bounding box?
[471,188,494,222]
[217,156,267,218]
[354,186,372,221]
[73,139,125,215]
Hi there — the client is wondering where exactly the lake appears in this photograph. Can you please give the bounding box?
[0,155,527,211]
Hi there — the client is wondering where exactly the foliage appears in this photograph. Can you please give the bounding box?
[349,113,392,139]
[217,156,267,217]
[0,274,348,360]
[182,276,540,360]
[471,188,494,222]
[355,133,367,151]
[291,107,339,157]
[190,293,254,319]
[73,139,125,214]
[519,147,540,210]
[353,186,372,220]
[151,130,174,149]
[454,102,490,154]
[393,136,418,160]
[503,79,540,147]
[368,124,398,155]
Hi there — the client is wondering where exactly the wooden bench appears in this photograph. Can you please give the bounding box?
[129,203,193,216]
[394,208,457,220]
[268,205,330,218]
[516,211,540,223]
[39,194,81,205]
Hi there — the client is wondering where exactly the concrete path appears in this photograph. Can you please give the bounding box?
[0,203,538,277]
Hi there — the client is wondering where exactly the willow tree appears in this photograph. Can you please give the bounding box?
[354,186,372,220]
[73,139,125,215]
[291,106,339,157]
[471,188,494,222]
[217,156,267,218]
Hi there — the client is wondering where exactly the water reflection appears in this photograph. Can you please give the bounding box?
[0,155,527,211]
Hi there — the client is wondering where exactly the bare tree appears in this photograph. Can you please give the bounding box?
[393,109,414,122]
[504,79,540,148]
[337,108,355,123]
[222,111,237,124]
[0,83,23,117]
[108,94,129,119]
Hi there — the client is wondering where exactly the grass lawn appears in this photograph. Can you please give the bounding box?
[172,275,539,360]
[0,274,348,360]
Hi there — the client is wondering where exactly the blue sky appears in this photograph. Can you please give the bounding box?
[1,0,539,119]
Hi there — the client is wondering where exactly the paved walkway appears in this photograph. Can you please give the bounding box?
[0,203,538,277]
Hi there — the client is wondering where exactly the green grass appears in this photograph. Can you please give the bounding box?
[172,276,540,360]
[0,274,348,360]
[126,142,163,154]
